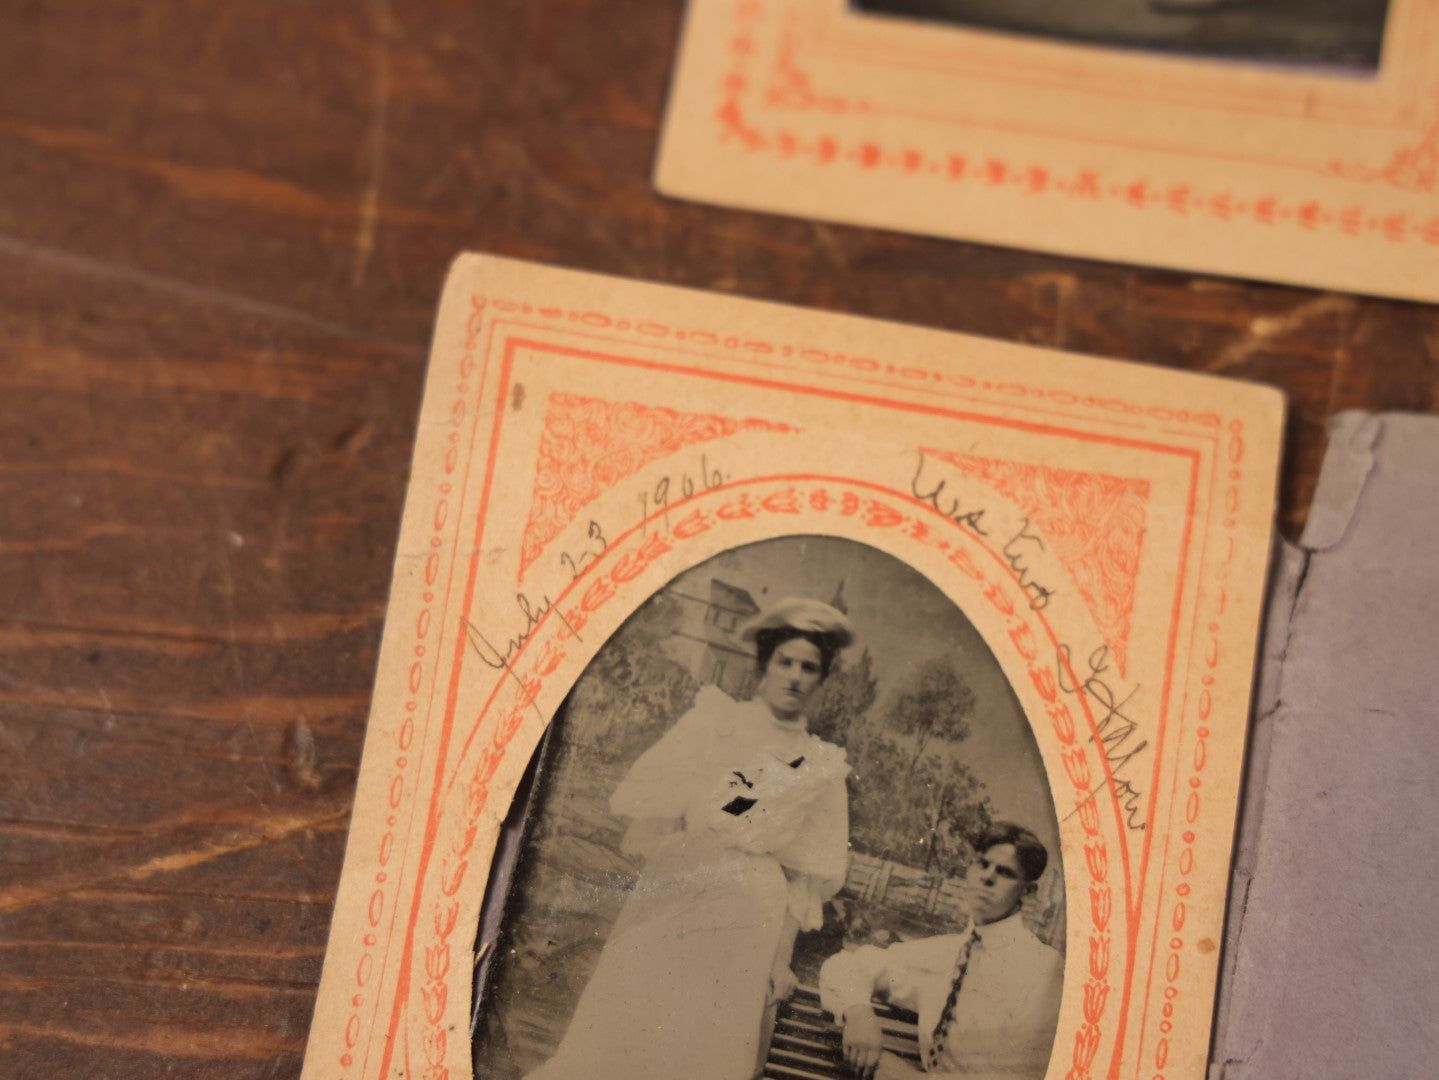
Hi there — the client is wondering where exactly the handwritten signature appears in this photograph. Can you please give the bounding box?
[1058,643,1148,831]
[912,452,1056,610]
[910,451,989,535]
[1002,517,1056,611]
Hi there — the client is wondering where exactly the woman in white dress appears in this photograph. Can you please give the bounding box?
[526,598,855,1080]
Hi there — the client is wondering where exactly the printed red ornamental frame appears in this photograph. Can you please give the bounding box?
[299,258,1279,1080]
[656,0,1439,301]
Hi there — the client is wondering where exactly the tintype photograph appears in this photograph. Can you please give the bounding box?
[300,255,1286,1080]
[854,0,1393,70]
[473,536,1065,1080]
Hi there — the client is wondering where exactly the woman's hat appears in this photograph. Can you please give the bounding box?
[739,598,854,648]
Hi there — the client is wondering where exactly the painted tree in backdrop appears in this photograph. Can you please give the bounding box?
[887,656,977,771]
[563,592,699,766]
[847,656,991,872]
[806,647,879,748]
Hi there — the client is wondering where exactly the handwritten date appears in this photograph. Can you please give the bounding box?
[640,453,727,533]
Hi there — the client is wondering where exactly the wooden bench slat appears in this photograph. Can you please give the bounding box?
[777,1012,919,1044]
[766,985,924,1076]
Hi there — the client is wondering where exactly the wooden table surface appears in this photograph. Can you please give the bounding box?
[2,2,1435,1077]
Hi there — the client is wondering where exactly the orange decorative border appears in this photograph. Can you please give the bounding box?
[517,392,797,578]
[328,295,494,1077]
[715,2,1439,245]
[661,0,1439,298]
[303,263,1278,1080]
[806,2,1437,127]
[802,1,1439,191]
[921,449,1151,678]
[1135,417,1249,1079]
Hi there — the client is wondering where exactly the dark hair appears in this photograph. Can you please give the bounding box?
[753,627,840,680]
[973,822,1048,883]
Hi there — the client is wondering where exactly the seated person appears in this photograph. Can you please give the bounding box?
[819,823,1063,1079]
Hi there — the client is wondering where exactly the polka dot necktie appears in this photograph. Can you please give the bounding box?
[926,929,981,1071]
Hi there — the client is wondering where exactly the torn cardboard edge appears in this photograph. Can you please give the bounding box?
[1210,409,1439,1078]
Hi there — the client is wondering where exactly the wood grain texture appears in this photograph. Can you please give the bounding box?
[0,1,1435,1076]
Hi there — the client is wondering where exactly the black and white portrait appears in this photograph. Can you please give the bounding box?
[473,536,1066,1079]
[855,0,1393,71]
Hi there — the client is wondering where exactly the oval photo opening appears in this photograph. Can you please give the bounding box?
[474,535,1065,1079]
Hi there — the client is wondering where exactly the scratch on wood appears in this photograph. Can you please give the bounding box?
[0,235,370,341]
[0,613,380,649]
[1324,313,1358,422]
[332,418,374,455]
[0,819,148,840]
[0,1019,301,1060]
[0,806,350,914]
[1013,271,1082,348]
[1426,327,1439,411]
[0,688,369,726]
[1023,271,1078,348]
[97,688,117,730]
[353,0,392,286]
[809,223,848,272]
[1210,294,1357,373]
[213,528,252,716]
[285,717,322,791]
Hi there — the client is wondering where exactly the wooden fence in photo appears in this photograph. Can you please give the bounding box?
[840,851,1064,948]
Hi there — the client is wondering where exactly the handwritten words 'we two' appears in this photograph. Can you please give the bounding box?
[910,450,1146,829]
